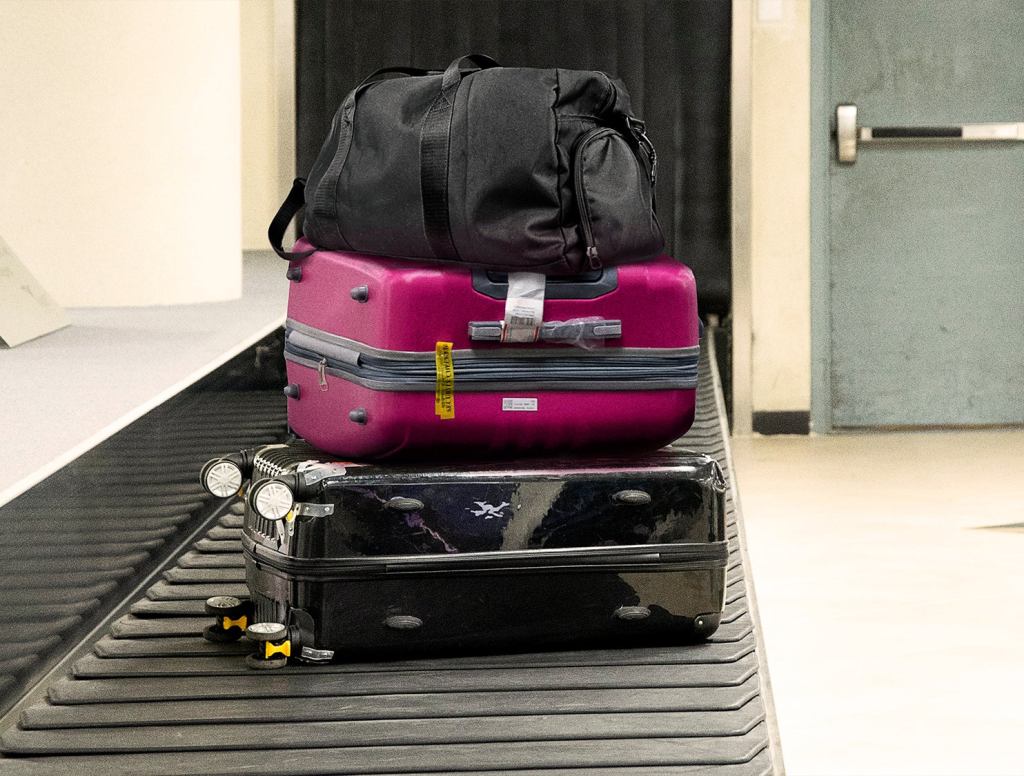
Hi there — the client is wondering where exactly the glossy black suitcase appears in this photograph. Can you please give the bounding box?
[200,440,728,667]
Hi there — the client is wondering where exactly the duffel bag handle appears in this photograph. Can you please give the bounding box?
[359,65,435,87]
[268,178,313,261]
[441,54,500,90]
[422,54,501,262]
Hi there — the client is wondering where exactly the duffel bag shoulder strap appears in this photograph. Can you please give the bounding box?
[269,178,313,261]
[420,54,499,261]
[268,66,438,261]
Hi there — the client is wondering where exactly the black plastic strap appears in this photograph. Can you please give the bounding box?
[471,267,618,300]
[420,55,499,260]
[269,178,314,261]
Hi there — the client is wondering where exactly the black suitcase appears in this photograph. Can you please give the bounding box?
[199,441,728,668]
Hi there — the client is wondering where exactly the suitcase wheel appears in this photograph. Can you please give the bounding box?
[205,595,248,618]
[200,458,245,498]
[244,622,293,670]
[246,653,289,670]
[202,596,253,642]
[245,622,288,642]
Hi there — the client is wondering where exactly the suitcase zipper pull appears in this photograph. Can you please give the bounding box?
[586,244,601,269]
[317,357,329,392]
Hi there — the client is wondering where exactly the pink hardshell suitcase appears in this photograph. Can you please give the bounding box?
[282,238,700,459]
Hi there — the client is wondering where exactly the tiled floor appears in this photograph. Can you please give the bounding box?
[732,429,1024,776]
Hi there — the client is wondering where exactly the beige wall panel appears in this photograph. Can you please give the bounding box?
[749,0,811,412]
[0,0,242,307]
[241,0,274,250]
[240,0,295,251]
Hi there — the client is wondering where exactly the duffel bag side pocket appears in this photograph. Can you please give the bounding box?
[572,127,665,269]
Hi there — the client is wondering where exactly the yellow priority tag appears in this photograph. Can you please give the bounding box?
[434,341,455,420]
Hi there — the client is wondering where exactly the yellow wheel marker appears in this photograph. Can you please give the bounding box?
[222,615,248,631]
[265,640,291,659]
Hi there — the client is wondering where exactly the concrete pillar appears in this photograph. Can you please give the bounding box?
[0,0,242,307]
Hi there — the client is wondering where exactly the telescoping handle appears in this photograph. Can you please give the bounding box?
[468,319,623,343]
[836,104,1024,163]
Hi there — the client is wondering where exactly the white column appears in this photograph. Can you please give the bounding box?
[0,0,242,307]
[749,0,812,416]
[731,0,755,435]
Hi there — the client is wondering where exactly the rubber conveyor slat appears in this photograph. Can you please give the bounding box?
[0,338,777,775]
[0,382,286,720]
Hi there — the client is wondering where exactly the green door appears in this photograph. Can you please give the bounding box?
[826,1,1024,427]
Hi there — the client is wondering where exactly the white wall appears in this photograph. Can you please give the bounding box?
[733,0,812,425]
[0,0,242,307]
[241,0,295,251]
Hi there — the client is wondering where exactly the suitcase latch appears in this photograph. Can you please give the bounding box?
[292,502,334,518]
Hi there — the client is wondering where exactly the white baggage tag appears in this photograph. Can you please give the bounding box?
[501,272,546,343]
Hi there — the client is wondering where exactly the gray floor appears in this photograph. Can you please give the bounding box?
[734,428,1024,775]
[0,251,285,509]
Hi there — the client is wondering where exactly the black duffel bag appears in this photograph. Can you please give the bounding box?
[270,54,663,274]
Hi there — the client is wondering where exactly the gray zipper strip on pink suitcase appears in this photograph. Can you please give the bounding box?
[286,319,699,360]
[284,322,699,392]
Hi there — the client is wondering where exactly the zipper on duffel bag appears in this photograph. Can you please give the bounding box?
[572,126,661,270]
[573,127,613,269]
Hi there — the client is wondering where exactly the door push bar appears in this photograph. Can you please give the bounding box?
[836,104,1024,164]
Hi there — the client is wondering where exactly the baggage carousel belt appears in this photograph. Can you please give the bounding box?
[0,336,777,775]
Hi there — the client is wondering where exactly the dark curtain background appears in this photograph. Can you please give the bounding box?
[295,0,731,314]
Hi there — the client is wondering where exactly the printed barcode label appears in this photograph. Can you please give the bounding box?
[502,272,546,344]
[502,397,538,412]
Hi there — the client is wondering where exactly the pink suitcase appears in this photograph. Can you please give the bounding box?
[283,238,700,459]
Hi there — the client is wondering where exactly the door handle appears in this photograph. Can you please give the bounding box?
[835,104,1024,163]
